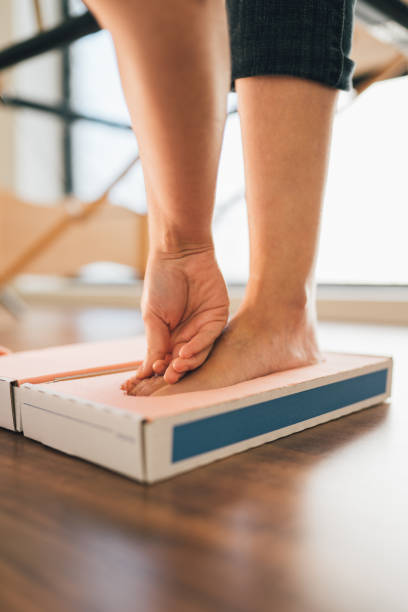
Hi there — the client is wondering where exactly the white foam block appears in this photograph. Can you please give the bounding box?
[19,351,393,483]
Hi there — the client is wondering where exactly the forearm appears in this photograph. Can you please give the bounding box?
[87,0,230,253]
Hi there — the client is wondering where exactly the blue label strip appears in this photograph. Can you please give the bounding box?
[172,369,388,462]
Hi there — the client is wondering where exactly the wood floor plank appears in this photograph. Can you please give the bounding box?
[0,306,407,612]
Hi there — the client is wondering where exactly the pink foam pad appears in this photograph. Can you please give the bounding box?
[0,337,145,385]
[36,352,387,422]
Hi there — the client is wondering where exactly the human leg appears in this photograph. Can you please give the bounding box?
[145,76,337,396]
[123,0,354,396]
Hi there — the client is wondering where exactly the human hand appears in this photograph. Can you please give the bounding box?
[133,246,229,384]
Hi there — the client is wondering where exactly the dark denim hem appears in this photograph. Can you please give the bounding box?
[230,64,354,92]
[227,0,356,93]
[230,56,355,92]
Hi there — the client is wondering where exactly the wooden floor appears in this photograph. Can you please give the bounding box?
[1,305,407,612]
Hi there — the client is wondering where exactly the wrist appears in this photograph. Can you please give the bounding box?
[150,242,215,260]
[149,223,213,257]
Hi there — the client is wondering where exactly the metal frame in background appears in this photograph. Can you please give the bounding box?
[1,0,407,122]
[0,6,102,195]
[0,9,100,70]
[0,8,120,131]
[0,0,407,304]
[0,0,407,191]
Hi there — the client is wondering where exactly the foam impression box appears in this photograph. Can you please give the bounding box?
[0,337,145,431]
[19,352,392,483]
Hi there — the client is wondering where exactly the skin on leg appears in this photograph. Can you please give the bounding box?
[237,76,337,315]
[86,0,230,386]
[137,76,338,396]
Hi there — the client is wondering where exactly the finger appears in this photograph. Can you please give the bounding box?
[152,360,167,375]
[152,353,172,374]
[137,313,171,379]
[163,361,186,385]
[172,346,212,373]
[162,341,209,384]
[178,324,223,360]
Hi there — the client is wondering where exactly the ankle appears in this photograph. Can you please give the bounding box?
[236,299,315,333]
[241,284,315,322]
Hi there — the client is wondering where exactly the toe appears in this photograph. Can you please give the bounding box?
[121,374,140,393]
[129,376,167,396]
[128,379,151,396]
[124,379,144,395]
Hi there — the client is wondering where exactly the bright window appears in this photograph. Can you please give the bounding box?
[70,27,408,285]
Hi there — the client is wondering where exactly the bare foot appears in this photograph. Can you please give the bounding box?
[124,374,167,397]
[126,305,321,396]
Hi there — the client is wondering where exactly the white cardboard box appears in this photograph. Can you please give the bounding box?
[19,351,393,483]
[0,337,145,431]
[0,375,14,430]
